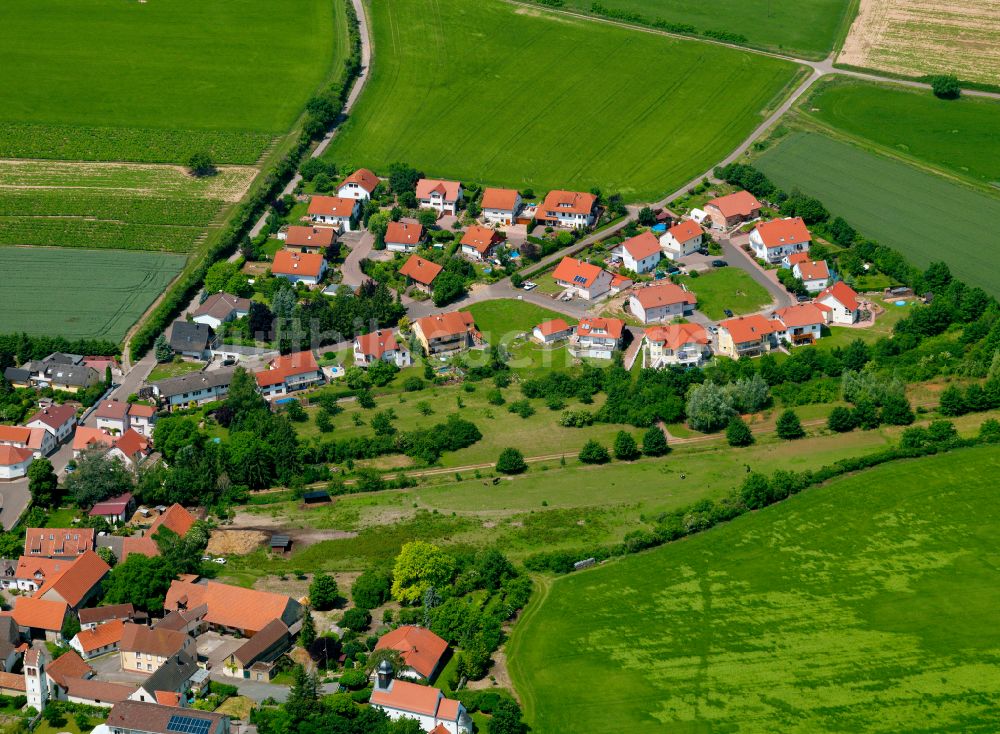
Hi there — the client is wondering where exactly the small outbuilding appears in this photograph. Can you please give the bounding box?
[303,490,331,504]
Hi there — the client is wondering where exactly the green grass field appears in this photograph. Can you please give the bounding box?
[803,79,1000,188]
[325,0,800,201]
[509,444,1000,732]
[0,247,185,340]
[0,0,345,163]
[680,268,772,318]
[755,132,1000,297]
[560,0,854,59]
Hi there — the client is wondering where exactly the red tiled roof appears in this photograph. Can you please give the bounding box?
[481,188,519,211]
[632,283,696,310]
[36,551,110,608]
[0,445,32,467]
[27,428,49,451]
[385,221,424,247]
[786,252,809,266]
[0,426,32,444]
[355,330,400,360]
[24,528,94,558]
[576,317,624,339]
[460,226,501,255]
[539,190,597,217]
[155,691,181,707]
[774,303,826,328]
[307,196,356,218]
[339,168,379,194]
[149,504,197,539]
[552,257,605,289]
[416,179,462,202]
[72,427,113,453]
[74,619,124,653]
[120,623,187,657]
[754,217,810,247]
[620,231,660,261]
[371,679,442,716]
[255,351,319,388]
[95,400,129,421]
[15,556,65,582]
[706,190,761,219]
[610,273,633,289]
[0,672,25,692]
[63,676,135,703]
[534,319,570,337]
[11,596,68,631]
[399,254,442,287]
[128,403,156,418]
[45,650,93,688]
[414,311,476,341]
[817,281,860,311]
[794,259,829,281]
[284,226,336,248]
[272,250,325,278]
[164,580,297,635]
[644,323,710,350]
[720,314,782,344]
[437,698,460,720]
[27,404,76,430]
[667,219,703,243]
[90,493,133,517]
[112,429,150,460]
[374,626,448,679]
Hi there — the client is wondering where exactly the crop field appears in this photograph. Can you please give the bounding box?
[0,0,345,163]
[0,161,256,252]
[754,132,1000,296]
[679,268,772,319]
[0,247,185,340]
[509,444,1000,732]
[325,0,801,201]
[803,80,1000,187]
[559,0,854,59]
[838,0,1000,87]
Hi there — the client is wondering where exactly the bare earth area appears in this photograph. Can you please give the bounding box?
[839,0,1000,86]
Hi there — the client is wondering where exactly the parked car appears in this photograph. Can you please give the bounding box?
[711,260,728,268]
[708,325,719,334]
[522,281,537,291]
[796,294,812,302]
[665,266,681,275]
[213,558,227,565]
[723,309,734,318]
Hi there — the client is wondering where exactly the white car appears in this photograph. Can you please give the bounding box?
[201,556,211,562]
[522,281,537,291]
[213,557,227,565]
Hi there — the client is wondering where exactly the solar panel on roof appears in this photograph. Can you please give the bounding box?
[166,715,212,734]
[573,275,587,284]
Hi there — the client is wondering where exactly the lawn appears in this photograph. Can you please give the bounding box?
[755,132,1000,297]
[508,444,1000,732]
[679,268,772,319]
[0,247,186,340]
[467,299,576,343]
[324,0,801,201]
[803,79,1000,188]
[559,0,855,59]
[147,359,206,383]
[0,0,346,163]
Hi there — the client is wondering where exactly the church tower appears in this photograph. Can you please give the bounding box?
[24,648,49,712]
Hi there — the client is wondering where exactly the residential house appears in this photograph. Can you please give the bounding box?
[0,618,21,673]
[149,369,235,411]
[816,282,861,324]
[532,319,572,344]
[480,188,521,225]
[551,257,613,301]
[11,353,99,394]
[416,179,463,215]
[612,231,661,274]
[8,557,66,593]
[281,225,336,255]
[610,273,633,295]
[385,221,424,253]
[628,283,696,324]
[717,314,783,358]
[126,403,157,438]
[79,604,136,631]
[535,190,597,228]
[570,317,625,359]
[168,321,214,361]
[0,425,55,458]
[254,351,324,398]
[749,217,811,264]
[192,293,251,330]
[103,700,230,734]
[271,250,327,286]
[24,529,94,560]
[155,605,208,637]
[38,648,137,707]
[129,650,199,705]
[34,550,110,610]
[307,195,359,231]
[9,596,69,641]
[120,624,193,674]
[164,579,302,637]
[704,190,762,230]
[412,312,479,356]
[643,324,712,368]
[459,226,502,261]
[398,254,442,292]
[88,494,136,525]
[70,619,124,660]
[25,404,77,443]
[83,356,120,378]
[336,168,380,201]
[72,427,113,458]
[0,445,33,480]
[94,400,131,435]
[660,220,705,260]
[106,429,153,472]
[788,254,830,293]
[221,619,290,680]
[772,303,826,346]
[373,626,449,682]
[354,330,411,369]
[371,662,471,734]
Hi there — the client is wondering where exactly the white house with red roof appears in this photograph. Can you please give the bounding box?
[643,324,711,368]
[480,188,522,225]
[25,404,77,443]
[371,661,471,734]
[106,429,152,473]
[612,231,661,273]
[717,314,783,358]
[704,190,762,230]
[398,254,442,292]
[385,221,424,253]
[126,403,157,438]
[749,217,811,264]
[787,253,830,292]
[354,330,411,368]
[570,317,625,359]
[416,179,463,215]
[535,190,597,228]
[0,425,54,459]
[660,219,705,259]
[772,303,826,346]
[280,225,336,256]
[271,250,327,286]
[374,626,449,682]
[412,312,479,356]
[307,195,359,231]
[254,352,324,398]
[816,282,861,324]
[94,400,130,436]
[628,283,696,324]
[459,226,503,261]
[551,256,613,301]
[0,445,33,480]
[336,168,380,201]
[532,319,572,344]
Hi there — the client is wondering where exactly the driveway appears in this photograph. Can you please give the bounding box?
[197,631,244,670]
[339,230,373,288]
[206,670,340,703]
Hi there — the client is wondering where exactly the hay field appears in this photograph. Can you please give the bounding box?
[839,0,1000,87]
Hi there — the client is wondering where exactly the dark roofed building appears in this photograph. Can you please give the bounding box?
[132,651,200,704]
[223,619,290,680]
[168,321,215,360]
[79,603,136,630]
[105,700,230,734]
[151,368,235,411]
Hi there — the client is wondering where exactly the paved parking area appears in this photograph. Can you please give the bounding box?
[87,651,148,684]
[197,631,243,670]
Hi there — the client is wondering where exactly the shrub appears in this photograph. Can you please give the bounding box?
[726,415,754,447]
[938,384,968,416]
[496,447,527,475]
[402,376,425,392]
[507,400,535,419]
[880,394,915,425]
[853,400,881,430]
[930,74,961,100]
[340,607,372,632]
[352,570,391,610]
[642,426,668,456]
[739,473,772,510]
[487,389,505,406]
[826,406,856,433]
[309,574,340,611]
[775,410,805,440]
[578,440,609,464]
[337,668,368,690]
[613,431,640,461]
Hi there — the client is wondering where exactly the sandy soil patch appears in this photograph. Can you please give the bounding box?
[839,0,1000,85]
[207,528,267,555]
[225,508,357,550]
